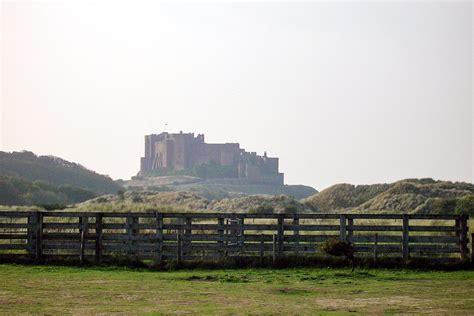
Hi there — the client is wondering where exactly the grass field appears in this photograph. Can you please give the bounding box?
[1,264,474,315]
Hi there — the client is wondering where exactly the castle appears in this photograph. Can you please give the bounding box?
[139,132,284,185]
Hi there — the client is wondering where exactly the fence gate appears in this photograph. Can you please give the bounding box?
[225,217,244,256]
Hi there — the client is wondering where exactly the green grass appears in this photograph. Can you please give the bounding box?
[1,264,474,315]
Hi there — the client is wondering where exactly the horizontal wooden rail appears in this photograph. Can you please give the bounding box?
[0,211,470,265]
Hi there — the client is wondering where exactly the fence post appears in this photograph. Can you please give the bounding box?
[240,215,245,254]
[126,216,132,257]
[373,233,378,263]
[80,230,85,264]
[79,216,88,264]
[218,217,224,257]
[293,215,299,256]
[347,217,353,241]
[155,213,163,265]
[471,233,474,265]
[27,212,38,259]
[95,213,103,263]
[225,219,229,257]
[260,234,265,265]
[339,215,347,241]
[177,234,182,265]
[35,212,43,261]
[185,217,192,257]
[459,214,468,261]
[402,215,409,262]
[277,214,284,256]
[272,234,277,264]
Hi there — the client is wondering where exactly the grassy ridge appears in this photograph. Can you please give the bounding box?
[0,151,121,206]
[0,174,96,206]
[304,178,474,214]
[1,264,473,314]
[0,151,120,195]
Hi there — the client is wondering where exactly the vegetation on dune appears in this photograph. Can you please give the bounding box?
[302,183,390,211]
[210,195,307,213]
[127,175,318,200]
[69,191,308,213]
[454,195,474,215]
[0,151,120,195]
[303,178,474,214]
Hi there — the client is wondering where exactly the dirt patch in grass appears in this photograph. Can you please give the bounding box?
[273,288,311,295]
[185,275,219,281]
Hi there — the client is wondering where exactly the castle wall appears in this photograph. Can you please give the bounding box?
[264,157,279,174]
[139,132,284,185]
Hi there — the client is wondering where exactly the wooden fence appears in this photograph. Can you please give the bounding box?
[0,211,470,264]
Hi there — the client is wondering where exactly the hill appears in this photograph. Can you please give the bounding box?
[303,178,474,214]
[0,174,96,206]
[0,151,120,195]
[0,151,121,206]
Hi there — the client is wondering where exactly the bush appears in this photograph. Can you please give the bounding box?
[455,195,474,216]
[320,239,355,271]
[131,193,143,203]
[283,205,298,214]
[36,204,68,211]
[432,198,457,214]
[250,204,275,214]
[117,190,125,200]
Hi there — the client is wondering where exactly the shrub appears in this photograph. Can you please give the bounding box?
[131,193,143,203]
[320,239,355,271]
[250,204,275,214]
[455,195,474,216]
[283,204,298,214]
[117,190,125,200]
[432,198,457,214]
[36,204,68,211]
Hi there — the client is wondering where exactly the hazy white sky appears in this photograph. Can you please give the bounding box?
[1,1,473,190]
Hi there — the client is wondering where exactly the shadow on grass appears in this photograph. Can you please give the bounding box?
[0,254,472,271]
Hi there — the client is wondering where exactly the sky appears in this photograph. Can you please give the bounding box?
[1,1,473,190]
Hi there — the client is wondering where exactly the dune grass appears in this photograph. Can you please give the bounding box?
[1,264,474,315]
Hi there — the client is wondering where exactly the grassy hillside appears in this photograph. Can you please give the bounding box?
[0,151,121,206]
[0,151,120,195]
[303,178,474,214]
[301,183,390,211]
[0,174,96,206]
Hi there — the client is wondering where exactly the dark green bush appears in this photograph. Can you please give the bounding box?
[432,198,458,214]
[320,239,355,271]
[455,195,474,216]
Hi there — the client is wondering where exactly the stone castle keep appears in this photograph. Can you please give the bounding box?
[139,132,284,185]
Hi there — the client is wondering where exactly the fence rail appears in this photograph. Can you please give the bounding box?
[0,211,470,264]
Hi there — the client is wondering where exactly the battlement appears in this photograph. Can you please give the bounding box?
[139,132,284,185]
